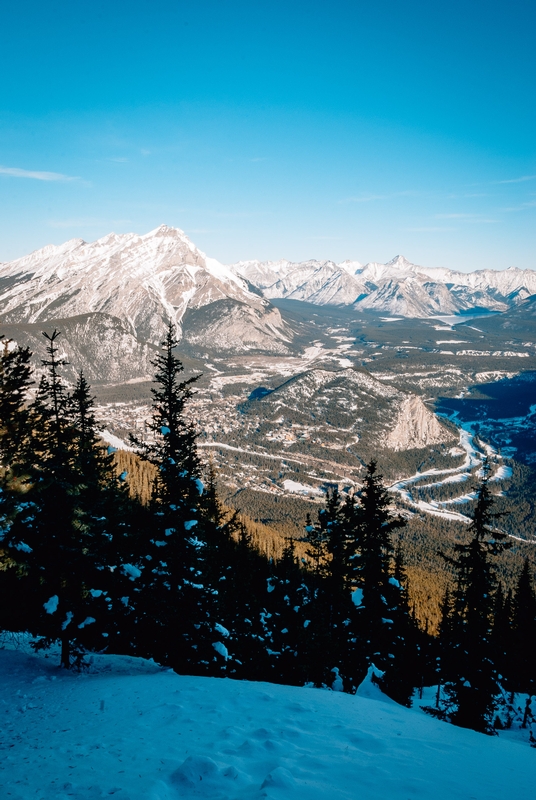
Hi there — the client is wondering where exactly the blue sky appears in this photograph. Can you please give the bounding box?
[0,0,534,270]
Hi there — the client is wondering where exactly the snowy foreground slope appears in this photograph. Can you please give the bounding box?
[1,649,533,800]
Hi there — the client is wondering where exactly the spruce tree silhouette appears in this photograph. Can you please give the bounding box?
[5,332,122,667]
[0,337,35,633]
[511,559,536,697]
[351,461,408,692]
[129,323,215,674]
[445,459,510,733]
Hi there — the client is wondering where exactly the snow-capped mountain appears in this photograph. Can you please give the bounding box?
[2,226,536,379]
[233,254,536,317]
[0,226,293,360]
[232,258,370,306]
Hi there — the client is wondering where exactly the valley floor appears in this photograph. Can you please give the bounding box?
[0,644,533,800]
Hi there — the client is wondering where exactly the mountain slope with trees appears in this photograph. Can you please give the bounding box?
[1,327,535,739]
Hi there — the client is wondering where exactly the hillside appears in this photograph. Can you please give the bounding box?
[0,645,533,800]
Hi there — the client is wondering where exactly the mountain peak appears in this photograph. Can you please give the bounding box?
[338,259,363,274]
[385,255,414,269]
[144,223,188,239]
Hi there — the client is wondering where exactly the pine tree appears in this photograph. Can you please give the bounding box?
[0,337,35,633]
[0,336,33,471]
[137,322,202,509]
[350,461,409,697]
[511,559,536,696]
[300,490,352,688]
[222,523,272,680]
[201,460,240,592]
[262,538,310,686]
[380,543,418,706]
[490,583,513,691]
[444,460,510,733]
[302,512,328,576]
[435,586,455,710]
[129,323,216,674]
[5,332,124,667]
[65,372,138,656]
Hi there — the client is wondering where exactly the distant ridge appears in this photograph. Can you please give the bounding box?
[1,226,535,334]
[231,252,536,317]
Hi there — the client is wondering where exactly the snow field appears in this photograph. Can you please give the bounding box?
[281,479,322,496]
[1,648,533,800]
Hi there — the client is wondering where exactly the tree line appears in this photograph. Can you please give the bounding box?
[0,327,535,736]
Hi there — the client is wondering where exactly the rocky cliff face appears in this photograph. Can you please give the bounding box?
[233,259,370,306]
[0,314,155,384]
[384,395,452,451]
[181,300,293,355]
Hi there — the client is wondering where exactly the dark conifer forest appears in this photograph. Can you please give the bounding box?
[1,328,535,737]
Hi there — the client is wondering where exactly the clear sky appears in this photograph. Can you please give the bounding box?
[0,0,534,271]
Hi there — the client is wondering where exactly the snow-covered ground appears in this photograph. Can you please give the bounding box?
[281,479,323,496]
[1,645,533,800]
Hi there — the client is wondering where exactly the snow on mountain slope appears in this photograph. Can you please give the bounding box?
[3,228,535,339]
[0,646,532,800]
[0,313,155,384]
[0,226,287,347]
[233,259,369,305]
[262,367,400,409]
[233,253,536,317]
[355,276,462,317]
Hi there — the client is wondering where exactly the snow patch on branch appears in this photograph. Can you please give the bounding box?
[43,595,59,614]
[212,641,229,659]
[122,564,142,580]
[78,617,96,629]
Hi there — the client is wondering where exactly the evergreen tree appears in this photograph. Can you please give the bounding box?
[5,332,122,667]
[201,460,240,594]
[300,491,350,688]
[380,543,418,706]
[490,583,513,691]
[0,336,33,470]
[436,586,456,708]
[302,512,328,576]
[511,560,536,696]
[65,372,138,656]
[444,460,510,733]
[129,323,217,674]
[350,461,410,700]
[222,523,272,680]
[0,337,35,633]
[262,538,311,686]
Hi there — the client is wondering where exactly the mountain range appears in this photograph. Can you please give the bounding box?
[233,254,536,317]
[1,222,535,379]
[2,226,535,347]
[2,224,536,545]
[0,225,291,352]
[0,225,294,380]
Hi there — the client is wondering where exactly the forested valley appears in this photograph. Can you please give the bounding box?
[1,328,535,738]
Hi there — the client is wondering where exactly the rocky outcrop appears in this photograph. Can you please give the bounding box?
[384,395,453,451]
[181,300,293,355]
